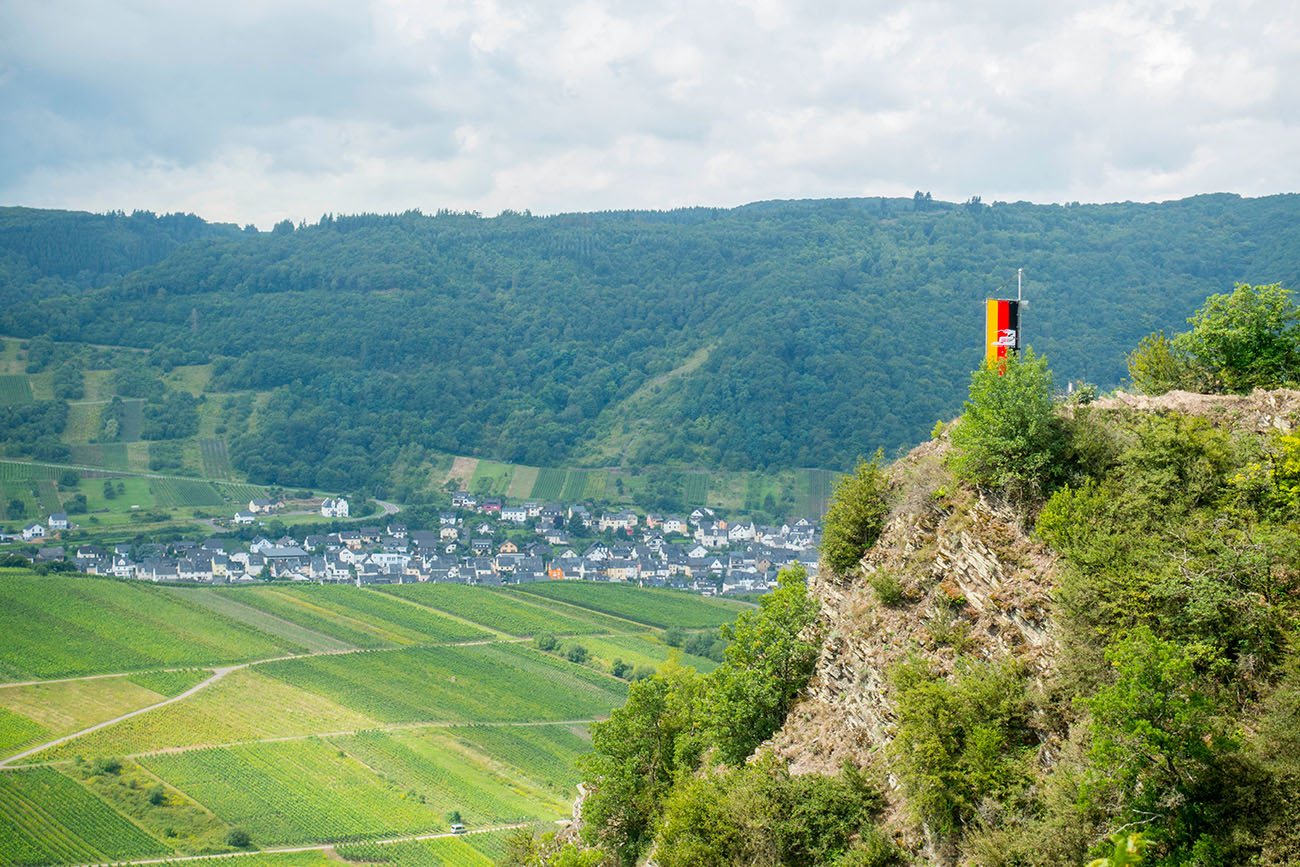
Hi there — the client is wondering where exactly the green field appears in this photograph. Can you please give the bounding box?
[574,633,720,675]
[34,667,380,760]
[118,398,143,442]
[377,583,634,637]
[0,573,299,681]
[0,708,46,756]
[0,676,168,758]
[126,668,211,697]
[683,472,709,505]
[257,643,627,724]
[335,836,499,866]
[511,582,750,630]
[559,469,588,501]
[467,460,514,497]
[799,468,842,518]
[529,467,568,501]
[207,585,490,648]
[62,402,101,442]
[0,375,33,405]
[0,766,169,866]
[444,724,589,794]
[152,477,225,508]
[199,438,233,479]
[141,738,441,846]
[0,463,59,481]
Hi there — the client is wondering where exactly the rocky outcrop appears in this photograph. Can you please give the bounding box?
[769,437,1059,829]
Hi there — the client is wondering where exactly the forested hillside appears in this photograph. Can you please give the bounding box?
[2,194,1297,491]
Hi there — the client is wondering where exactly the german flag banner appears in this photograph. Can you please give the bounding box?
[985,299,1020,365]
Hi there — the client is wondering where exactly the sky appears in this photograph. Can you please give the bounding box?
[1,0,1297,228]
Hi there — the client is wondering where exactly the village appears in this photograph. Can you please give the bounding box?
[21,492,822,596]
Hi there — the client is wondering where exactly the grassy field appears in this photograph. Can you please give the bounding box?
[0,676,169,758]
[0,573,300,681]
[256,643,627,724]
[467,460,514,497]
[505,464,539,499]
[511,582,751,630]
[377,583,635,637]
[0,766,169,866]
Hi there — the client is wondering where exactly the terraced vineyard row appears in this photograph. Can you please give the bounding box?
[0,375,33,405]
[0,766,168,866]
[333,729,563,825]
[258,643,627,724]
[0,574,300,681]
[446,724,589,792]
[512,581,751,630]
[378,583,632,637]
[334,837,496,866]
[151,477,225,508]
[199,438,233,479]
[141,738,438,845]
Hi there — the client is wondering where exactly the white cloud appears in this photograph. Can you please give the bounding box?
[0,0,1296,227]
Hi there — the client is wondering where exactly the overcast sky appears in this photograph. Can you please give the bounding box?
[1,0,1296,228]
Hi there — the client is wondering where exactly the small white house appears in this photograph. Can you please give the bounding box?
[22,523,46,541]
[320,497,350,518]
[233,511,256,526]
[48,512,69,531]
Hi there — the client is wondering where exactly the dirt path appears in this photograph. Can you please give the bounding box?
[0,664,244,767]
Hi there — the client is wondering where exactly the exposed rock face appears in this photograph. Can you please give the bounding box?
[1091,388,1300,433]
[769,437,1060,847]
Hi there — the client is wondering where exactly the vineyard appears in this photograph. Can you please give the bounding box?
[0,575,298,681]
[178,589,357,654]
[559,469,588,501]
[0,463,59,481]
[528,467,567,501]
[799,468,842,518]
[151,477,225,508]
[35,668,379,760]
[377,583,628,637]
[0,676,168,759]
[256,643,627,724]
[0,766,169,866]
[444,724,589,793]
[213,585,489,647]
[0,375,33,405]
[0,708,46,756]
[126,668,211,697]
[512,581,750,630]
[683,472,709,505]
[141,738,440,845]
[331,728,566,825]
[334,836,498,866]
[215,482,268,502]
[199,438,233,479]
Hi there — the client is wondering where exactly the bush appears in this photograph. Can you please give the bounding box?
[225,828,250,847]
[147,783,166,805]
[822,454,891,574]
[949,348,1068,503]
[866,571,906,606]
[535,632,557,651]
[566,644,589,664]
[1127,330,1191,395]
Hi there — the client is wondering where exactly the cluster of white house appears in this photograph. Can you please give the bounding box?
[230,497,349,526]
[59,505,821,595]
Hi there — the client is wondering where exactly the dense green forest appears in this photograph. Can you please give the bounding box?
[1,195,1297,491]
